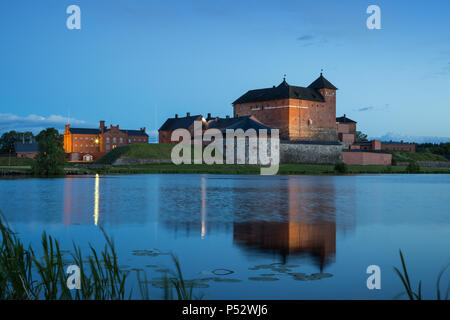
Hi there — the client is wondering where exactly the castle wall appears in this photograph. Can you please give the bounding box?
[280,142,343,164]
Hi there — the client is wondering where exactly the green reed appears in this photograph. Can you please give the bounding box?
[394,249,449,300]
[0,211,194,300]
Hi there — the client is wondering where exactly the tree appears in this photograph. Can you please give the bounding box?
[355,131,368,142]
[32,128,66,175]
[0,131,34,154]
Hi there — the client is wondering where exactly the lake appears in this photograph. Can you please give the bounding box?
[0,174,449,299]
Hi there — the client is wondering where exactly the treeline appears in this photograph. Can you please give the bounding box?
[0,128,66,175]
[0,131,35,154]
[416,142,450,156]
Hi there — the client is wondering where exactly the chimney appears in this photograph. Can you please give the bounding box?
[215,116,219,121]
[344,114,346,118]
[100,120,105,133]
[226,115,230,119]
[140,127,146,132]
[175,114,178,118]
[186,112,190,117]
[207,113,211,119]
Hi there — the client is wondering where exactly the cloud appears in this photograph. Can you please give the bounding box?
[0,113,89,134]
[357,106,374,112]
[356,104,390,112]
[296,34,328,47]
[297,35,315,41]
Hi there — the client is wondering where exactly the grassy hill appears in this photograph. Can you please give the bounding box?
[387,151,448,163]
[95,144,173,164]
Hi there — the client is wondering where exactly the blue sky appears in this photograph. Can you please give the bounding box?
[0,0,449,140]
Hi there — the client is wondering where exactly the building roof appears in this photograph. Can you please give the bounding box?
[69,128,100,134]
[232,79,326,104]
[232,74,337,105]
[68,127,148,136]
[308,73,338,90]
[159,115,204,131]
[14,142,39,153]
[207,117,241,130]
[123,129,148,137]
[336,114,356,123]
[218,116,273,133]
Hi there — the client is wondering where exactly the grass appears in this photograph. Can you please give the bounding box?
[388,151,448,163]
[394,250,449,300]
[0,211,195,300]
[95,144,173,164]
[0,157,35,166]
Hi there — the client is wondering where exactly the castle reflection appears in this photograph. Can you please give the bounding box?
[157,176,347,270]
[233,179,337,270]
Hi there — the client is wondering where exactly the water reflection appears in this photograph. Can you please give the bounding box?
[94,174,99,226]
[233,179,336,270]
[201,176,207,238]
[158,176,344,270]
[63,175,150,226]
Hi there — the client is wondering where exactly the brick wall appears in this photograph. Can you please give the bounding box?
[342,151,392,165]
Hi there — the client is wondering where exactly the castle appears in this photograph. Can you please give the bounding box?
[159,73,338,143]
[232,73,338,141]
[158,73,398,165]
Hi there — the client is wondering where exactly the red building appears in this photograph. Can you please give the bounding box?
[64,120,149,161]
[232,74,338,141]
[336,114,357,144]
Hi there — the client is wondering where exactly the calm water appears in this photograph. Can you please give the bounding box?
[0,174,449,299]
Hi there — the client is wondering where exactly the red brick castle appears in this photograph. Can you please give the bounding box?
[232,73,338,141]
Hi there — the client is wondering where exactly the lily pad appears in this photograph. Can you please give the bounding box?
[248,277,279,281]
[249,264,272,270]
[309,273,333,280]
[131,249,169,257]
[213,278,242,283]
[212,268,234,275]
[288,272,307,277]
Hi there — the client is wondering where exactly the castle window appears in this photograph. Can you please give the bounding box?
[106,137,110,143]
[113,137,117,143]
[128,139,131,143]
[120,137,123,143]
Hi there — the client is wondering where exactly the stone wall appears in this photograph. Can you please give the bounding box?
[280,142,343,164]
[113,157,172,165]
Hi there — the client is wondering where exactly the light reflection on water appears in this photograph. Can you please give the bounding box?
[0,174,449,299]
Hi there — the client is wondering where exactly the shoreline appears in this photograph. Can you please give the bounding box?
[1,163,450,177]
